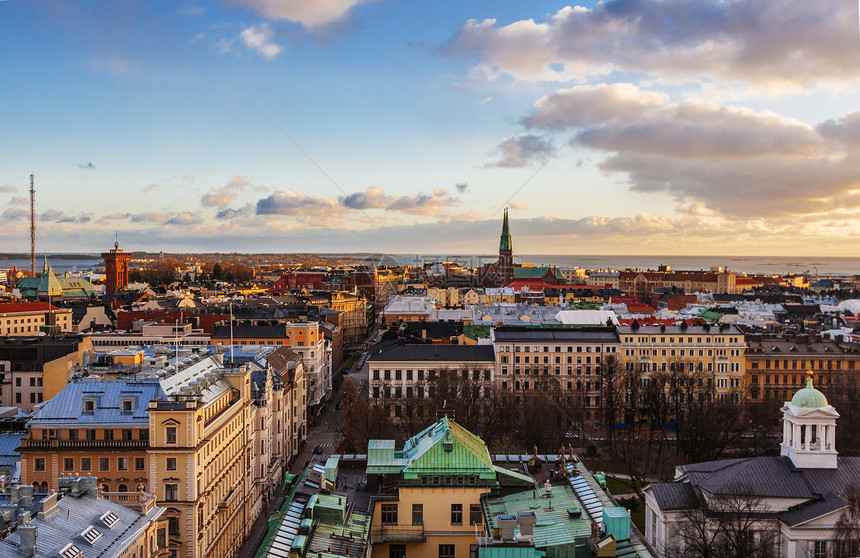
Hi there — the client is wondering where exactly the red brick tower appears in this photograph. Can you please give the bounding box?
[101,241,132,293]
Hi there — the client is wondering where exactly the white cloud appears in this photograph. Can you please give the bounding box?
[201,175,252,207]
[229,0,376,28]
[442,0,860,90]
[339,185,460,217]
[256,190,344,226]
[240,24,281,59]
[484,133,554,168]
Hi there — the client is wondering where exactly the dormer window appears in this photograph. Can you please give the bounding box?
[120,398,134,414]
[80,526,103,545]
[82,398,96,414]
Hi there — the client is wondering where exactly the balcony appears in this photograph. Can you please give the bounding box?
[101,491,157,514]
[22,439,149,450]
[370,525,425,543]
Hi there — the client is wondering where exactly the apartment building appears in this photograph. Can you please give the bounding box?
[617,324,746,399]
[89,322,211,351]
[211,321,331,410]
[367,417,533,558]
[745,334,860,402]
[0,335,94,411]
[366,345,495,418]
[490,326,621,420]
[0,302,72,336]
[20,349,302,558]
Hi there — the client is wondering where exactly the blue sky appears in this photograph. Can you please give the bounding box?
[2,0,859,256]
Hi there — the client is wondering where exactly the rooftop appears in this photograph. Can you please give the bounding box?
[367,344,495,363]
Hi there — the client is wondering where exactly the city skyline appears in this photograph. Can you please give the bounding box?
[2,0,859,255]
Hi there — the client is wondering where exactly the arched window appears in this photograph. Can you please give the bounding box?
[32,482,39,491]
[101,483,110,493]
[118,484,128,492]
[40,482,48,493]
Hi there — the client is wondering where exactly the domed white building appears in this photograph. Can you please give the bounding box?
[643,374,860,558]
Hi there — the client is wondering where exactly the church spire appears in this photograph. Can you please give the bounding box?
[499,208,512,252]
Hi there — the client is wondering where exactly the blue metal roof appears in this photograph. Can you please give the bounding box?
[29,379,164,427]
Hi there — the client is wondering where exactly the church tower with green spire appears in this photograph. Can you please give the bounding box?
[498,207,513,284]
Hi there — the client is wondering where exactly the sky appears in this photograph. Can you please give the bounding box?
[1,0,860,256]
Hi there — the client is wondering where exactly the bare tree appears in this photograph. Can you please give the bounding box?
[834,481,860,558]
[335,377,391,453]
[666,482,777,558]
[597,355,624,447]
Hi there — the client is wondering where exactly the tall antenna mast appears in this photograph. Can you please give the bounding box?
[29,174,35,276]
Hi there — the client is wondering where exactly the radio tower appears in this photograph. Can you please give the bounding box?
[29,174,35,276]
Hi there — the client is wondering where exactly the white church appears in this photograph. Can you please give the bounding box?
[643,373,859,557]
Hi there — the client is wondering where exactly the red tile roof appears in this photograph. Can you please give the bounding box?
[0,302,58,314]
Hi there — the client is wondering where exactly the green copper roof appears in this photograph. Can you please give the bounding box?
[500,208,512,252]
[791,376,829,408]
[367,417,498,479]
[514,266,565,280]
[34,255,63,297]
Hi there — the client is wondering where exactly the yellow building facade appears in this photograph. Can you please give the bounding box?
[618,324,746,400]
[21,348,307,558]
[366,418,533,558]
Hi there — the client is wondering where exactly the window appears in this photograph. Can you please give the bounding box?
[167,457,177,471]
[81,457,91,471]
[104,429,114,441]
[135,457,145,470]
[117,458,127,471]
[122,429,132,441]
[34,458,45,471]
[812,541,826,558]
[139,429,149,442]
[450,504,463,525]
[469,504,482,525]
[381,504,398,525]
[69,429,79,441]
[157,528,166,548]
[439,544,455,558]
[166,427,177,444]
[412,504,423,525]
[82,398,95,413]
[29,377,35,387]
[86,429,96,441]
[99,458,110,471]
[165,484,179,502]
[389,544,406,558]
[168,517,180,534]
[64,457,74,471]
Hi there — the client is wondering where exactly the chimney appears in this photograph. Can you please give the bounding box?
[517,511,537,540]
[38,493,58,519]
[497,515,517,541]
[77,476,97,497]
[18,485,34,507]
[18,524,36,557]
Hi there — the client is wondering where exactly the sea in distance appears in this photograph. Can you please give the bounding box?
[3,254,860,277]
[363,254,860,276]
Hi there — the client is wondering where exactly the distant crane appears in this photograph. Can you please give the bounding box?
[29,174,35,276]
